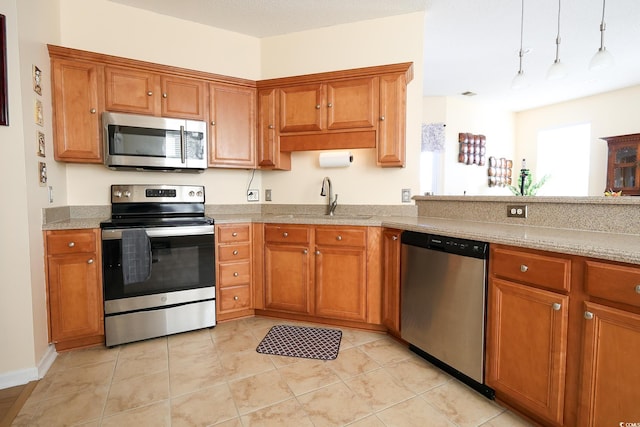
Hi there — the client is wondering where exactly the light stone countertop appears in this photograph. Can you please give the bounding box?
[42,211,640,266]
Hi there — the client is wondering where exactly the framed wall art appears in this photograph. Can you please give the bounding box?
[32,65,42,95]
[37,130,45,157]
[0,14,8,126]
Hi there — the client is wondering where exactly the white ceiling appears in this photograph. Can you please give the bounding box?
[110,0,640,112]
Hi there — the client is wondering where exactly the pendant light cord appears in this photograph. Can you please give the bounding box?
[517,0,525,71]
[554,0,562,62]
[599,0,607,49]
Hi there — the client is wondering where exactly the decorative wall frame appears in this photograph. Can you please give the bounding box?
[37,131,45,157]
[32,65,42,95]
[487,156,513,187]
[458,133,486,166]
[0,14,8,126]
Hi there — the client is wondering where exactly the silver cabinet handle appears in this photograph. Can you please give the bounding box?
[233,296,239,301]
[636,285,640,294]
[283,232,288,237]
[89,108,96,114]
[211,121,216,126]
[233,250,239,255]
[336,235,342,241]
[520,264,528,272]
[179,125,186,164]
[315,250,321,255]
[147,91,153,96]
[232,232,238,237]
[584,311,594,320]
[380,116,385,121]
[87,259,94,264]
[303,249,308,254]
[233,272,239,277]
[268,124,274,129]
[315,104,321,109]
[392,235,398,241]
[327,103,333,108]
[68,242,75,247]
[162,93,167,98]
[552,303,561,311]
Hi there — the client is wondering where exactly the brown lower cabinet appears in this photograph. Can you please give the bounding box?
[381,228,401,335]
[45,229,104,351]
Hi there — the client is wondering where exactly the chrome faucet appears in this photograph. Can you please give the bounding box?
[320,177,338,216]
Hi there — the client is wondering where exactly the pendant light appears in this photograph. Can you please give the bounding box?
[546,0,568,80]
[589,0,614,71]
[511,0,528,89]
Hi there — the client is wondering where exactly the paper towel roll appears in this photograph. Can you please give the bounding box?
[319,151,353,168]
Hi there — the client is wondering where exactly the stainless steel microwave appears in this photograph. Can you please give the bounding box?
[103,112,208,172]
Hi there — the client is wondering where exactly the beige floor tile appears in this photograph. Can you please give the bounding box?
[346,414,387,427]
[297,382,372,427]
[171,383,238,426]
[219,348,276,381]
[359,337,414,365]
[168,338,218,361]
[169,354,227,397]
[422,381,505,427]
[240,398,314,427]
[28,384,109,426]
[101,400,171,427]
[267,353,305,368]
[213,329,262,355]
[167,327,213,348]
[112,350,168,383]
[104,370,169,415]
[11,397,41,426]
[56,345,120,370]
[212,417,243,427]
[341,328,387,347]
[376,396,456,427]
[118,336,168,360]
[278,359,340,396]
[326,346,380,380]
[228,370,293,415]
[211,318,252,339]
[345,368,415,411]
[384,355,452,393]
[43,360,115,398]
[480,410,536,427]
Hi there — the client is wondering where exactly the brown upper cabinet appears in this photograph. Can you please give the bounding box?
[105,66,206,120]
[603,133,640,195]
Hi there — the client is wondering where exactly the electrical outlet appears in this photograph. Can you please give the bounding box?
[247,189,259,202]
[507,204,527,218]
[401,188,411,203]
[265,189,272,202]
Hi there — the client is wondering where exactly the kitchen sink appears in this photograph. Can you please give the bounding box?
[265,214,373,220]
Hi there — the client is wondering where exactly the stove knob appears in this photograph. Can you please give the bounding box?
[113,190,122,198]
[196,191,203,197]
[189,191,195,197]
[123,191,131,198]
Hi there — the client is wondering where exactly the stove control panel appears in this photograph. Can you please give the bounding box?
[111,185,205,204]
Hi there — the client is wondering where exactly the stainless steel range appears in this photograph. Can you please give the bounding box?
[100,184,215,347]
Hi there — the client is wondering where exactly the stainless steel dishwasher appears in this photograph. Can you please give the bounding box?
[400,231,494,399]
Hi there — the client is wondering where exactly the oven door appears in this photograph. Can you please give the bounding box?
[102,225,215,314]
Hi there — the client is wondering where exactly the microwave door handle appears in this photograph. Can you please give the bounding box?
[180,125,186,164]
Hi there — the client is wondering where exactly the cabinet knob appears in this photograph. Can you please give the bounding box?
[327,103,333,108]
[68,241,75,247]
[162,93,167,98]
[283,232,288,237]
[336,235,342,241]
[552,302,561,311]
[315,104,321,109]
[380,116,385,121]
[635,284,640,294]
[87,258,94,264]
[147,91,153,96]
[233,272,239,277]
[234,295,239,301]
[232,232,238,237]
[89,108,96,114]
[392,235,398,241]
[268,124,274,129]
[584,311,594,320]
[520,264,528,273]
[303,249,308,254]
[233,250,239,255]
[211,121,216,126]
[315,250,321,255]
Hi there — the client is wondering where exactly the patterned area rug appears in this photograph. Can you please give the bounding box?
[256,325,342,360]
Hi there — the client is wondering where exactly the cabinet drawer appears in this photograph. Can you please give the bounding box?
[219,285,251,311]
[218,244,250,262]
[585,260,640,308]
[217,224,251,243]
[316,227,366,247]
[264,225,310,244]
[47,230,97,255]
[218,261,251,286]
[491,246,571,292]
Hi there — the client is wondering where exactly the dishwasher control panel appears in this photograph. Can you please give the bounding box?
[401,231,488,259]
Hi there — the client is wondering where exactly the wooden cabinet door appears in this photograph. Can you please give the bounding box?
[208,83,255,167]
[326,77,377,130]
[161,75,206,120]
[381,229,401,333]
[486,278,568,425]
[314,245,367,321]
[105,66,160,115]
[47,253,103,342]
[279,84,324,133]
[51,59,103,162]
[264,244,312,314]
[257,88,291,170]
[578,302,640,426]
[377,73,406,167]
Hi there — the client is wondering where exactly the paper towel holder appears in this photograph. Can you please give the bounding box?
[319,151,353,168]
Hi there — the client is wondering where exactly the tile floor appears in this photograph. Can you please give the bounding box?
[13,316,534,426]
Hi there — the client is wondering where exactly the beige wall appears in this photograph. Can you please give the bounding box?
[515,85,640,196]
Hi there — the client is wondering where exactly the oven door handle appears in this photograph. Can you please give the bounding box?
[102,225,214,240]
[180,125,186,164]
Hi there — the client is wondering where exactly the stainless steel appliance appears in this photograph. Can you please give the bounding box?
[103,112,207,172]
[400,231,494,399]
[100,184,215,346]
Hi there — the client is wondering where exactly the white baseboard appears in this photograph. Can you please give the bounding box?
[0,344,57,389]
